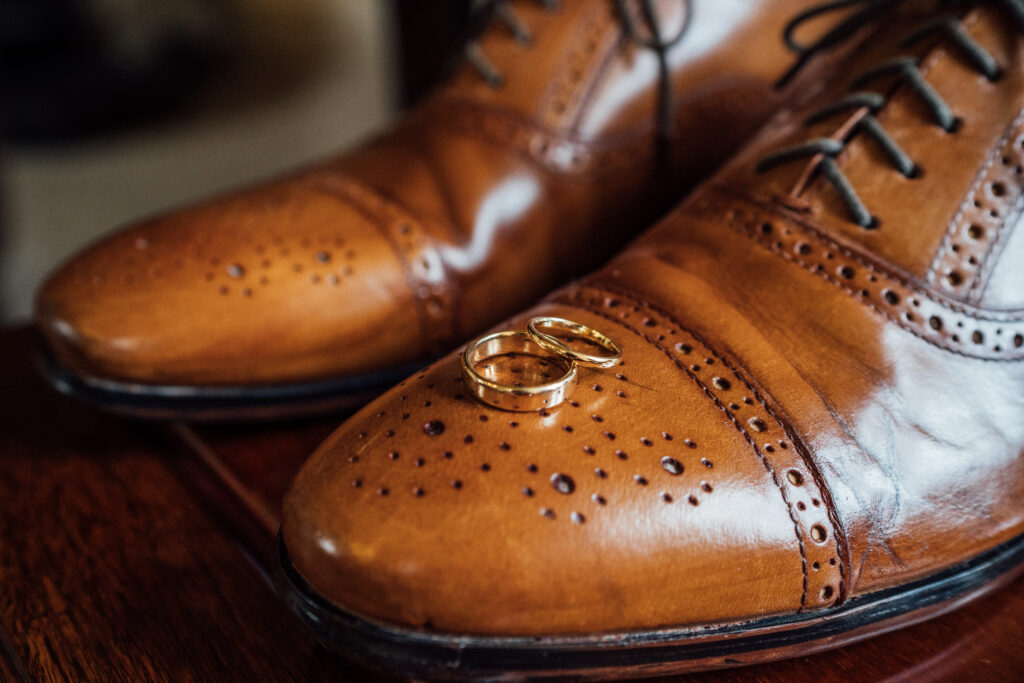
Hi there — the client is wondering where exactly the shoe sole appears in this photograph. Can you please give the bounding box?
[37,341,424,421]
[275,533,1024,680]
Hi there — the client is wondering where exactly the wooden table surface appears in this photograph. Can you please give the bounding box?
[2,326,1021,682]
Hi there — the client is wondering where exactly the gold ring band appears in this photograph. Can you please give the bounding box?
[462,331,577,412]
[526,316,623,368]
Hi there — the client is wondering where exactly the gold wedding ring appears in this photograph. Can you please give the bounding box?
[526,316,623,368]
[462,318,622,412]
[462,331,578,412]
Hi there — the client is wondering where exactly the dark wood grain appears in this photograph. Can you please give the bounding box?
[0,327,352,681]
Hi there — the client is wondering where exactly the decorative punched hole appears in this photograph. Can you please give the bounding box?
[641,437,653,447]
[811,524,828,543]
[749,418,767,432]
[701,482,713,493]
[564,425,574,433]
[712,377,731,391]
[820,586,835,600]
[480,463,491,472]
[571,512,586,524]
[929,316,943,331]
[661,457,684,475]
[583,445,596,455]
[352,479,362,488]
[592,494,607,505]
[688,495,699,506]
[634,475,648,486]
[389,451,399,460]
[701,458,714,468]
[967,224,984,239]
[541,508,556,520]
[443,451,454,459]
[499,442,511,451]
[464,435,475,444]
[882,290,900,305]
[661,492,673,503]
[616,450,629,460]
[413,487,425,497]
[523,487,534,497]
[378,488,389,496]
[551,473,575,494]
[787,470,804,486]
[947,271,964,286]
[423,421,445,436]
[661,432,673,441]
[595,468,607,479]
[604,432,616,440]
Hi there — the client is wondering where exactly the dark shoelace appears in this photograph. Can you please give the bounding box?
[757,0,1024,229]
[464,0,692,142]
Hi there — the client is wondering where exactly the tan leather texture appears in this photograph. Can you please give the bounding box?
[282,0,1024,637]
[34,0,812,387]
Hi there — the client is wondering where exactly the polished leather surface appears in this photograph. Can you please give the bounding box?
[35,0,810,387]
[282,0,1024,639]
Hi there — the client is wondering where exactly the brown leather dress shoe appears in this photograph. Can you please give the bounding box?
[33,0,813,420]
[278,0,1024,677]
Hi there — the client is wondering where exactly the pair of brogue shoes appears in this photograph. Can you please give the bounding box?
[35,0,1024,678]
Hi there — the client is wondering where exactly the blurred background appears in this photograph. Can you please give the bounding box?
[0,0,473,321]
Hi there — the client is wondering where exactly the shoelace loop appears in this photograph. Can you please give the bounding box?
[759,0,1024,229]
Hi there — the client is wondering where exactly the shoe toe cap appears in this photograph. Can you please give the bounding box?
[282,293,843,636]
[35,178,423,386]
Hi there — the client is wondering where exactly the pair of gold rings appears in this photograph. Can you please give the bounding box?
[462,317,622,412]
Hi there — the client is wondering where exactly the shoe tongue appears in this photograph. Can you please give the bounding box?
[719,1,1024,303]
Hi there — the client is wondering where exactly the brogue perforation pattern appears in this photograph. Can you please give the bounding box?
[929,107,1024,302]
[70,194,361,298]
[558,284,845,610]
[709,189,1024,360]
[425,99,655,177]
[340,366,720,529]
[312,175,456,355]
[538,0,618,129]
